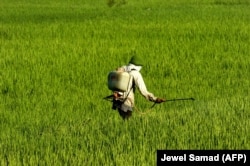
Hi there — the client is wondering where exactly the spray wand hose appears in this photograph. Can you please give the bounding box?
[150,97,195,108]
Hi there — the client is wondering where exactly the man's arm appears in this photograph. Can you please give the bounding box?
[131,71,157,102]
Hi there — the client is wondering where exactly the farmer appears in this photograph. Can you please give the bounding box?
[112,55,166,120]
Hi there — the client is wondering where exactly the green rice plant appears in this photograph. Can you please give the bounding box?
[0,0,249,165]
[107,0,127,7]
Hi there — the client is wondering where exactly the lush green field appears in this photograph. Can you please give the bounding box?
[0,0,250,165]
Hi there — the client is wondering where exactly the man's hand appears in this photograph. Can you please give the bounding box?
[155,98,166,103]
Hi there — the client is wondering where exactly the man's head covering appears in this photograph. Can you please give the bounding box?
[129,55,144,66]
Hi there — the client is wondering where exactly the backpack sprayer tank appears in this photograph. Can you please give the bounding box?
[108,71,132,92]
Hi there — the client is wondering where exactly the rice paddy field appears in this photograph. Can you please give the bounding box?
[0,0,250,165]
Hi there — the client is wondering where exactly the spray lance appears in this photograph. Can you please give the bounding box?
[150,97,195,108]
[104,95,195,108]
